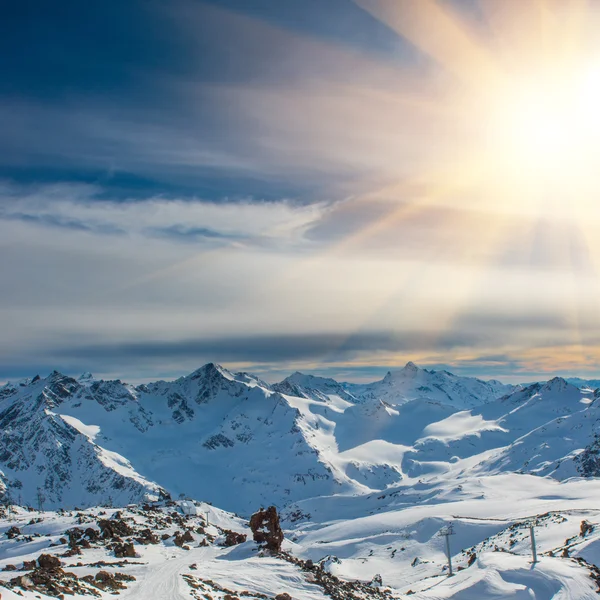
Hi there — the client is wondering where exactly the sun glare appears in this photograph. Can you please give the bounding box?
[488,64,600,179]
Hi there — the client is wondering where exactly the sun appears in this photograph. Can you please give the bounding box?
[354,0,600,218]
[487,63,600,182]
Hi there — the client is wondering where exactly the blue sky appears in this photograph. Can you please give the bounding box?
[3,0,600,384]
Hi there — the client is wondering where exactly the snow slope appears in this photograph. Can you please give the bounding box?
[2,476,600,599]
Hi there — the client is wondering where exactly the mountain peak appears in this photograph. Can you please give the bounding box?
[542,376,569,393]
[188,362,231,381]
[404,361,419,372]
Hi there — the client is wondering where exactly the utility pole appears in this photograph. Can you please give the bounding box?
[439,524,455,576]
[530,526,538,564]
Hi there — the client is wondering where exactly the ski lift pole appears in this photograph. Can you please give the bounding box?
[445,533,453,575]
[439,523,455,576]
[530,526,538,563]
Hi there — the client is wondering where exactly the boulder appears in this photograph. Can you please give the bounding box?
[223,530,247,547]
[98,518,134,539]
[174,530,194,547]
[6,526,20,539]
[135,528,159,545]
[249,506,284,553]
[113,542,136,558]
[84,527,101,542]
[37,554,62,570]
[581,520,594,537]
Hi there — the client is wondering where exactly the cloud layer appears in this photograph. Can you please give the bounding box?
[3,0,600,383]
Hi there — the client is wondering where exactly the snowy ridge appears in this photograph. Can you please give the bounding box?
[0,363,599,517]
[346,361,515,408]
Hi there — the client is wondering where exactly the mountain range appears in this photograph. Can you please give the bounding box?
[1,361,599,517]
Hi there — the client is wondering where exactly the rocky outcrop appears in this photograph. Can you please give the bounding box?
[174,529,194,548]
[37,554,61,570]
[6,526,20,538]
[223,530,247,546]
[113,542,136,558]
[249,506,284,553]
[98,518,134,539]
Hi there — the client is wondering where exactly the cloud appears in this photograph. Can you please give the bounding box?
[0,181,327,246]
[4,1,600,384]
[1,179,600,384]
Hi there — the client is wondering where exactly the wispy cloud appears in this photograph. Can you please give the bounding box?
[0,181,327,246]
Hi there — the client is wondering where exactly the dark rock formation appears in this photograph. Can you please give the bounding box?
[581,520,594,537]
[98,518,134,539]
[249,506,284,553]
[6,526,20,539]
[135,528,159,545]
[38,554,61,570]
[223,530,247,546]
[113,542,136,558]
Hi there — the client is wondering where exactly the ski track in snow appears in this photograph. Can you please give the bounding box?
[121,549,202,600]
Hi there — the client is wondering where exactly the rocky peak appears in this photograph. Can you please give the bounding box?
[42,372,81,404]
[541,377,569,393]
[383,361,420,384]
[188,363,231,382]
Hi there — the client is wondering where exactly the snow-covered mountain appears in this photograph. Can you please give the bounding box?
[0,361,599,520]
[2,362,600,598]
[0,364,342,513]
[344,361,514,408]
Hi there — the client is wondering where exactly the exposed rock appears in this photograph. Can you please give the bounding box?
[113,542,136,558]
[10,574,34,590]
[11,566,99,598]
[276,594,293,600]
[581,520,594,537]
[174,530,194,547]
[38,554,62,570]
[6,526,20,539]
[98,518,134,539]
[135,528,159,545]
[249,506,284,553]
[2,564,16,571]
[81,569,133,592]
[223,530,247,547]
[84,527,101,542]
[22,560,36,570]
[279,552,394,600]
